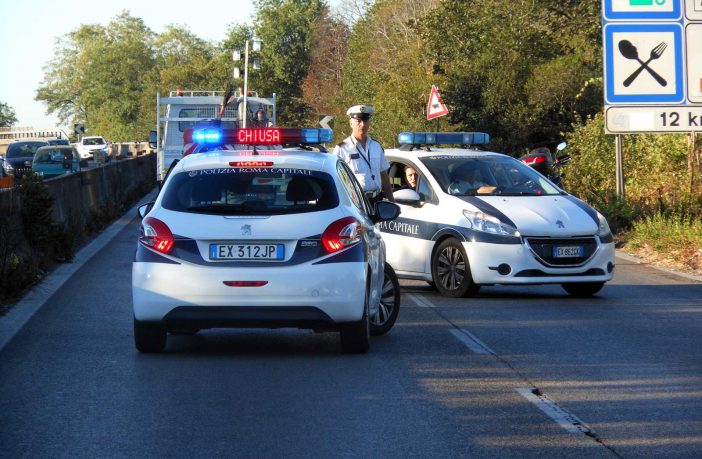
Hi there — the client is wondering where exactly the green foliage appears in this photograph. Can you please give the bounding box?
[564,113,701,236]
[337,0,440,145]
[626,213,702,271]
[416,0,602,152]
[0,101,17,127]
[36,12,157,141]
[253,0,324,126]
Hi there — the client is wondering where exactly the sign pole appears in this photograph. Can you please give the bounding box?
[615,134,626,199]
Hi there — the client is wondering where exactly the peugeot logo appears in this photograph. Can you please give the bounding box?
[556,220,565,229]
[241,224,251,236]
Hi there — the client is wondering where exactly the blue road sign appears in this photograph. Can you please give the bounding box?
[604,23,684,104]
[604,0,682,21]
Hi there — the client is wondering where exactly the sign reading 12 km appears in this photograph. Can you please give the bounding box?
[604,22,684,103]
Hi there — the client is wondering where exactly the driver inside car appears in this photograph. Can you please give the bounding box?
[448,165,496,195]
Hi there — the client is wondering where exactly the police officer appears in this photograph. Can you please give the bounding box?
[334,104,394,203]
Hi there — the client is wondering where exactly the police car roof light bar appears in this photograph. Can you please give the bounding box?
[185,127,333,146]
[398,132,490,146]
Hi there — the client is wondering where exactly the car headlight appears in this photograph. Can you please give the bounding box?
[463,209,520,237]
[597,211,612,238]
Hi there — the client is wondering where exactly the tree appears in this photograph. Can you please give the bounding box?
[417,0,602,152]
[0,102,17,127]
[36,11,156,141]
[253,0,325,126]
[337,0,440,145]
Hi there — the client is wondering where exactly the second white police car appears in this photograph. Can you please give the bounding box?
[381,132,615,298]
[132,126,401,353]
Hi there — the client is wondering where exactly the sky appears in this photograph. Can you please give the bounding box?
[0,0,258,130]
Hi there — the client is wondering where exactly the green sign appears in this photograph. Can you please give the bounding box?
[629,0,666,5]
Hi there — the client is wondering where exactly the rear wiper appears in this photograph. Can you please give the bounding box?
[186,204,252,214]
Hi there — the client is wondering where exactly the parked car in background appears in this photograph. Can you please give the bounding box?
[47,138,70,146]
[32,145,81,178]
[76,136,108,161]
[1,141,49,178]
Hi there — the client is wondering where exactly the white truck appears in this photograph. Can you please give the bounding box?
[149,89,277,185]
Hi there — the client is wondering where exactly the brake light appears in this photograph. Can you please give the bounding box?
[229,161,274,167]
[140,217,174,254]
[223,281,268,287]
[322,217,361,253]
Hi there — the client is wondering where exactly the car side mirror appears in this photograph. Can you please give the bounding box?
[372,201,400,223]
[148,130,158,149]
[137,202,155,219]
[392,188,422,206]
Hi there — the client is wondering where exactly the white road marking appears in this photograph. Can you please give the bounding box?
[449,328,495,355]
[407,293,435,308]
[516,388,594,435]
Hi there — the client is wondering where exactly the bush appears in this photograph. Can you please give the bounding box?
[564,112,700,222]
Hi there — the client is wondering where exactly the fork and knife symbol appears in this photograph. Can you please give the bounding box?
[618,40,668,87]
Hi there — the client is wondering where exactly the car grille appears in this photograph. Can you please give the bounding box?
[525,237,598,267]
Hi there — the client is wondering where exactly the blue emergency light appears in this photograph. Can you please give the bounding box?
[398,132,490,146]
[192,128,223,144]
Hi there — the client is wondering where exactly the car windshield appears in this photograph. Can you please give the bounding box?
[420,154,563,196]
[161,168,339,216]
[6,142,48,159]
[82,138,105,146]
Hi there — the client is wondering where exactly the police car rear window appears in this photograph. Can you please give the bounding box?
[161,168,339,215]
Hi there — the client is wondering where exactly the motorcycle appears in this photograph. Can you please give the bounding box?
[519,142,571,187]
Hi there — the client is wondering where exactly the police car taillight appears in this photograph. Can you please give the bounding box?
[398,132,490,146]
[140,217,174,254]
[322,217,361,253]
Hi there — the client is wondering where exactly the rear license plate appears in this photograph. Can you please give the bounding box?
[209,244,284,260]
[553,245,584,258]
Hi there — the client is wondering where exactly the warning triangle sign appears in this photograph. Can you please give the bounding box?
[427,85,449,120]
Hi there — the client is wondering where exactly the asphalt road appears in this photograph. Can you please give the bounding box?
[1,209,701,458]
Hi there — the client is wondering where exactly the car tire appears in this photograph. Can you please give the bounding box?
[431,238,480,298]
[370,263,401,336]
[134,317,167,353]
[340,286,371,354]
[561,281,605,297]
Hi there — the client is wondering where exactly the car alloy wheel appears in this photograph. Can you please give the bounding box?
[370,263,400,336]
[431,238,480,298]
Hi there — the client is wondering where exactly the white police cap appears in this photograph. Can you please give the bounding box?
[346,104,374,120]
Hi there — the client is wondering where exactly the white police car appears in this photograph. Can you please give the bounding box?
[132,126,401,353]
[380,132,615,298]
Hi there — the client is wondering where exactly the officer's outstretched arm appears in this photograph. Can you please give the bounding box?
[381,170,394,202]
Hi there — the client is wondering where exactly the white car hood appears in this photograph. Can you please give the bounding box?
[471,195,598,237]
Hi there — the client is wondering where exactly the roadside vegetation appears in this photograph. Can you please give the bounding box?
[23,0,701,275]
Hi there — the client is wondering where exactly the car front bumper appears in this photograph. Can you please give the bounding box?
[466,239,615,284]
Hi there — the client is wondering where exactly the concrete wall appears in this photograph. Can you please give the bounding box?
[0,154,156,224]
